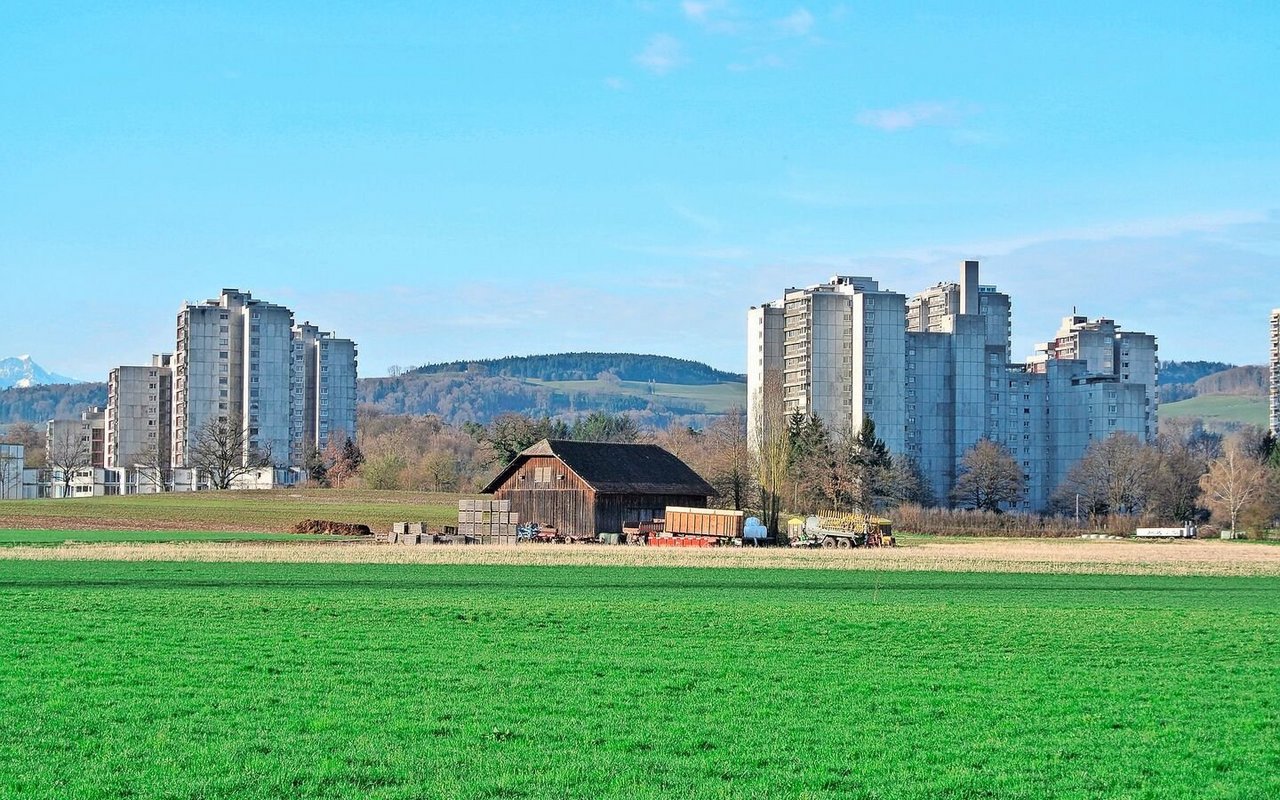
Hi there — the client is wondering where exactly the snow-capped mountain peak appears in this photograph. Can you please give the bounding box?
[0,356,81,389]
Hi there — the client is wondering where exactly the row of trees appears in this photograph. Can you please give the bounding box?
[943,426,1280,535]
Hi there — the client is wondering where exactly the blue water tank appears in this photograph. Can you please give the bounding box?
[743,517,768,539]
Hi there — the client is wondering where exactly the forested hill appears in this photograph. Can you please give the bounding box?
[1159,361,1235,386]
[0,382,108,425]
[407,353,745,384]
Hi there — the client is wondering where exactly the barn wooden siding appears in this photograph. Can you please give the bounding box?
[491,455,709,538]
[492,455,595,537]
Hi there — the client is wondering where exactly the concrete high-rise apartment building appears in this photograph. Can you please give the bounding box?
[164,289,357,473]
[289,323,360,465]
[1271,309,1280,434]
[748,261,1159,511]
[106,354,173,470]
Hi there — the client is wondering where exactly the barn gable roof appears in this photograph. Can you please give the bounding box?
[481,439,719,497]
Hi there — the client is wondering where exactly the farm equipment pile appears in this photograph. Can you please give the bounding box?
[788,513,895,549]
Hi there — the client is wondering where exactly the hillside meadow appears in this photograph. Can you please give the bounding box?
[0,489,468,533]
[1161,394,1269,429]
[0,561,1276,799]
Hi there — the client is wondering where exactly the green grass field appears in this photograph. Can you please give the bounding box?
[0,529,361,545]
[526,378,747,414]
[1,561,1276,799]
[0,489,465,533]
[1161,394,1269,428]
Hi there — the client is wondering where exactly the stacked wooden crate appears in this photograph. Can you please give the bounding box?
[457,499,519,545]
[387,522,429,544]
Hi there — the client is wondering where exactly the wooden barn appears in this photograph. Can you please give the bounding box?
[480,439,718,538]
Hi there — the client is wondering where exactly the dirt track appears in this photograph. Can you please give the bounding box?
[2,537,1278,577]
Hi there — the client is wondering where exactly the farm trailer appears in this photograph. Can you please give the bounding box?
[789,514,894,549]
[631,507,746,547]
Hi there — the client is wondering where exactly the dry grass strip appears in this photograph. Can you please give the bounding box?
[2,538,1279,577]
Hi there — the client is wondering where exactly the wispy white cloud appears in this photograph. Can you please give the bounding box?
[775,8,814,36]
[856,101,968,132]
[906,209,1272,261]
[635,34,688,75]
[682,0,740,33]
[603,76,628,91]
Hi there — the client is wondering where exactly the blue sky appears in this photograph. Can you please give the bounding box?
[2,2,1278,379]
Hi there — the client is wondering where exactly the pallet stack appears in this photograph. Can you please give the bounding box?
[387,522,428,545]
[457,499,519,545]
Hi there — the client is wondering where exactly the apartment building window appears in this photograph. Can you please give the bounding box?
[220,390,228,398]
[219,377,228,385]
[219,351,228,359]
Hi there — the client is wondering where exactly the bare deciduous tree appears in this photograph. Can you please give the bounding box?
[46,423,92,498]
[1200,438,1270,535]
[189,413,272,490]
[952,440,1026,513]
[705,408,751,511]
[1053,433,1156,519]
[751,383,789,536]
[125,441,171,492]
[1146,434,1208,523]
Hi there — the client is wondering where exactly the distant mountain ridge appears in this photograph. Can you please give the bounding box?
[0,356,80,389]
[408,353,745,384]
